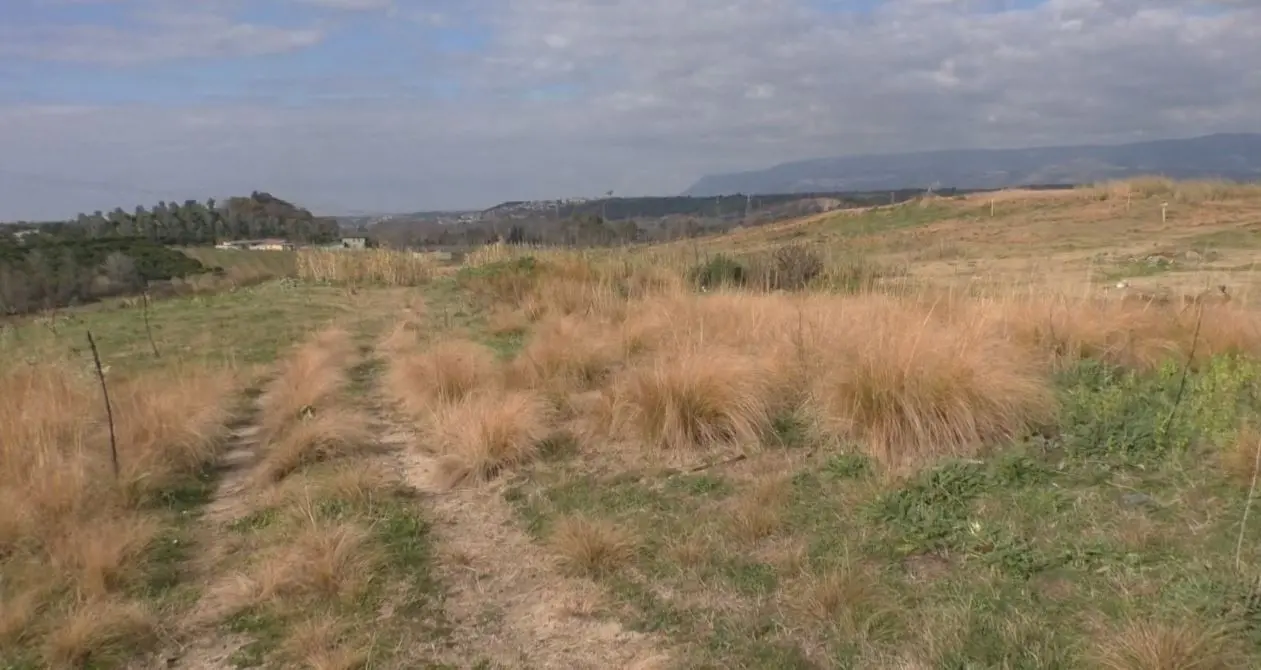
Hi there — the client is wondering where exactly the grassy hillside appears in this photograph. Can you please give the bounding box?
[4,177,1261,669]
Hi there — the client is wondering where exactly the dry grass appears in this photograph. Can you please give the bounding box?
[548,515,637,577]
[610,346,776,452]
[1091,618,1246,670]
[42,600,158,669]
[223,516,381,612]
[451,184,1261,667]
[726,475,790,543]
[258,326,357,443]
[255,326,368,483]
[1091,176,1261,204]
[510,314,626,392]
[255,408,375,483]
[428,389,556,480]
[278,615,370,670]
[383,338,501,416]
[477,254,1261,471]
[802,294,1058,469]
[0,356,240,666]
[296,248,435,286]
[1222,424,1261,486]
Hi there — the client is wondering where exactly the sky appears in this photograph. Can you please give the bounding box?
[1,0,1260,220]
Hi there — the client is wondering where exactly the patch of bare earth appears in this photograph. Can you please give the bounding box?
[380,420,671,670]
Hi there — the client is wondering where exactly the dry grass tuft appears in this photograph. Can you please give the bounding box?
[549,515,637,577]
[227,518,380,610]
[1092,618,1245,670]
[255,408,375,483]
[111,366,239,500]
[511,315,625,392]
[279,616,369,670]
[254,326,368,483]
[792,566,883,627]
[611,347,774,451]
[41,599,157,669]
[1222,424,1261,486]
[727,476,790,543]
[258,326,357,443]
[383,337,501,418]
[0,355,240,664]
[296,248,434,286]
[428,389,555,479]
[806,297,1058,470]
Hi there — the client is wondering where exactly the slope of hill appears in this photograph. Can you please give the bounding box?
[684,132,1261,197]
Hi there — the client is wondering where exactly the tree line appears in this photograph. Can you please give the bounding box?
[20,191,341,246]
[0,191,340,316]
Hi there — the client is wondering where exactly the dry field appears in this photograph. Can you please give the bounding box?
[5,178,1261,669]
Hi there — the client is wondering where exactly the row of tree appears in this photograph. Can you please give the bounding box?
[22,191,341,246]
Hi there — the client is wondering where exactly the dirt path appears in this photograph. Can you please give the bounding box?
[148,397,265,670]
[374,402,671,670]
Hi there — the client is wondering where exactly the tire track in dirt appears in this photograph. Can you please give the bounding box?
[146,391,266,670]
[367,375,671,670]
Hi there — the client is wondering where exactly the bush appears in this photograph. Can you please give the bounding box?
[1056,355,1261,462]
[0,239,206,314]
[688,254,746,290]
[746,244,824,291]
[457,256,543,305]
[823,255,887,294]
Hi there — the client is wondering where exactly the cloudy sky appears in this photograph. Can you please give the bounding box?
[1,0,1259,220]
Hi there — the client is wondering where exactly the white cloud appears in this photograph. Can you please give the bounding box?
[2,0,1261,219]
[0,9,325,65]
[290,0,394,10]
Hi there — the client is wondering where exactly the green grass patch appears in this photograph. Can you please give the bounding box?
[504,354,1261,667]
[1184,226,1261,250]
[0,282,361,375]
[825,202,957,238]
[212,466,448,669]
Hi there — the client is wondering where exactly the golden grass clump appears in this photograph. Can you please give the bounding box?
[255,408,374,483]
[296,248,434,286]
[1091,618,1245,670]
[971,296,1261,370]
[258,326,357,443]
[111,366,239,499]
[1221,424,1261,486]
[428,389,555,479]
[41,600,158,669]
[0,357,240,665]
[383,337,501,418]
[1094,176,1261,204]
[548,515,637,577]
[610,346,775,451]
[726,475,791,543]
[511,314,625,392]
[278,616,368,670]
[804,295,1058,470]
[224,518,381,611]
[255,326,371,482]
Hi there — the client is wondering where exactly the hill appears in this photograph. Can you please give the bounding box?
[366,187,1041,249]
[684,132,1261,196]
[8,178,1261,668]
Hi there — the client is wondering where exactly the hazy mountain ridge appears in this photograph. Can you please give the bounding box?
[683,133,1261,197]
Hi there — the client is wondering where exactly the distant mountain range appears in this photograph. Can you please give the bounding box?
[683,133,1261,197]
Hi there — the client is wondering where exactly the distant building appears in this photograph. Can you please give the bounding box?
[215,238,294,251]
[340,237,367,250]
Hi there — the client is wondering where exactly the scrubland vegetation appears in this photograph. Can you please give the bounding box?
[5,178,1261,669]
[0,348,242,667]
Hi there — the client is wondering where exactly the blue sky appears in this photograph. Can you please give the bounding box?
[0,0,1259,219]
